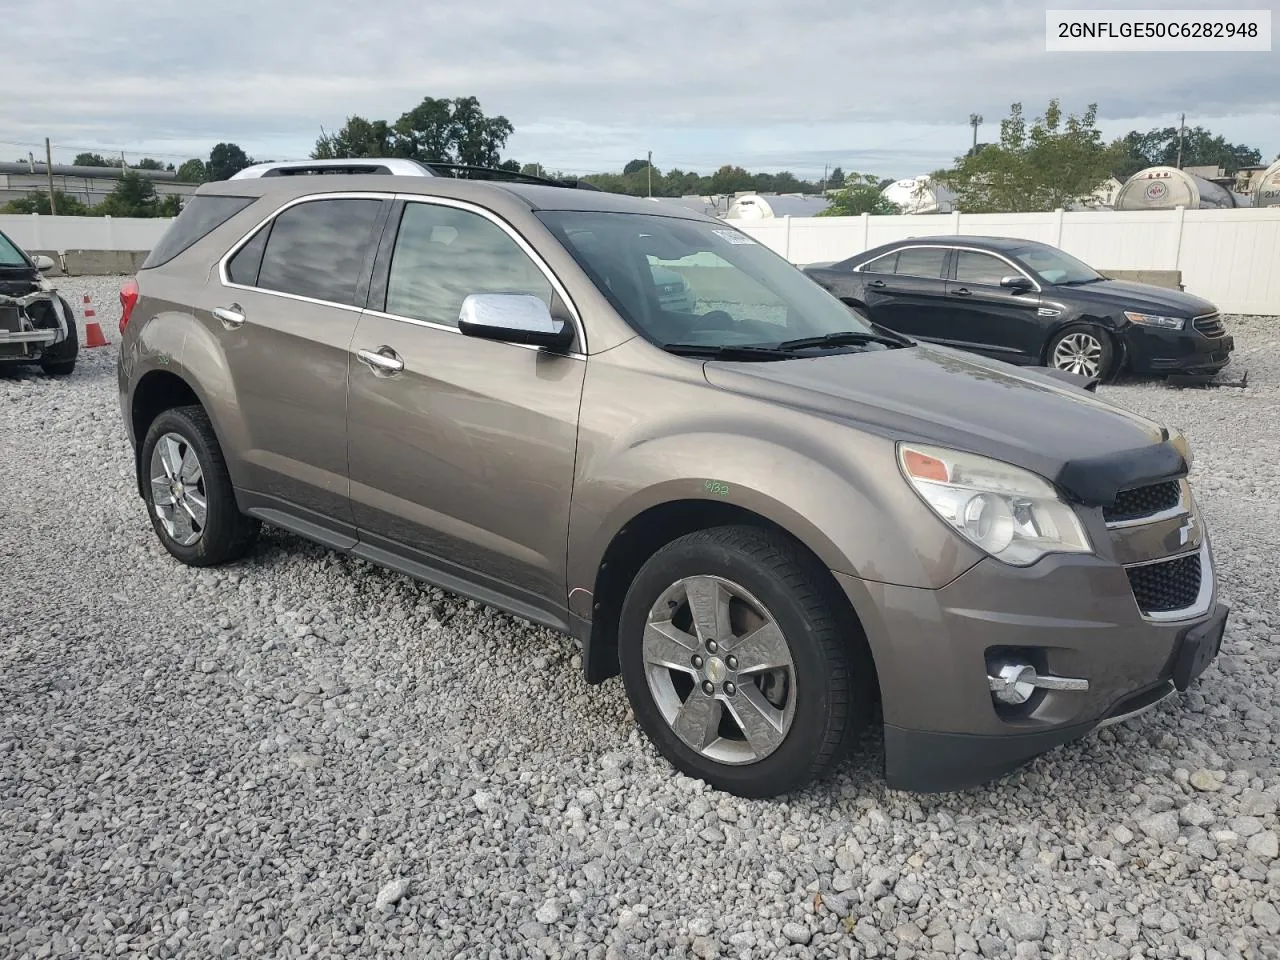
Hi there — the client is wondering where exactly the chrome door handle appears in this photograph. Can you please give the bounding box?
[869,280,886,288]
[213,304,245,329]
[954,287,972,296]
[357,347,405,375]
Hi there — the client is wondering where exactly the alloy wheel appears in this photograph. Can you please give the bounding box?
[149,432,208,547]
[642,575,797,765]
[1052,332,1104,377]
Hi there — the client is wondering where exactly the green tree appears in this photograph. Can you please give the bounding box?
[133,157,165,170]
[623,157,652,175]
[73,152,111,167]
[1111,126,1263,178]
[313,97,514,168]
[933,100,1118,213]
[707,165,756,194]
[206,142,252,181]
[1,190,92,216]
[158,195,184,217]
[176,158,207,183]
[827,166,845,188]
[97,172,160,217]
[313,116,396,159]
[816,173,899,216]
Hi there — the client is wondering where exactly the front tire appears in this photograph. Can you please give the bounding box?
[140,405,258,566]
[1047,323,1116,381]
[39,298,78,376]
[618,525,872,797]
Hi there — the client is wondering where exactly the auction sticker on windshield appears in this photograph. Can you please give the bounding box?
[713,229,756,245]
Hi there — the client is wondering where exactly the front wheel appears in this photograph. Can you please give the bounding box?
[618,526,873,797]
[1047,323,1116,381]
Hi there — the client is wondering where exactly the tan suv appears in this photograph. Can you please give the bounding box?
[117,161,1227,797]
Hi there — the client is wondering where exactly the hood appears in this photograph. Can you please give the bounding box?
[1052,278,1217,317]
[702,344,1184,506]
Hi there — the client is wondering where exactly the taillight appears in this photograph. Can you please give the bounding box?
[119,278,139,334]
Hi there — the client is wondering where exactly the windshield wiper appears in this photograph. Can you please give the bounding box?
[774,330,906,351]
[662,343,793,361]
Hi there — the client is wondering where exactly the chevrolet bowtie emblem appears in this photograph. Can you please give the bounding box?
[1178,515,1199,547]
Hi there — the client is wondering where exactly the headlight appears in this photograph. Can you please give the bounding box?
[1124,311,1185,331]
[898,443,1092,566]
[1167,427,1193,472]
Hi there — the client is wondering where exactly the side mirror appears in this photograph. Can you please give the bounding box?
[32,254,56,272]
[457,293,575,351]
[999,275,1033,291]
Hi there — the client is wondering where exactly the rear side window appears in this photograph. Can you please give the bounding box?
[860,252,897,274]
[255,199,384,306]
[227,226,270,286]
[893,247,947,279]
[383,202,553,327]
[141,195,255,269]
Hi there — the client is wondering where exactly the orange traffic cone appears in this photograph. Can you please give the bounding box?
[81,293,109,348]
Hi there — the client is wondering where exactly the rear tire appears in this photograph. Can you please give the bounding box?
[1046,323,1116,381]
[618,525,873,797]
[39,300,78,376]
[140,405,259,566]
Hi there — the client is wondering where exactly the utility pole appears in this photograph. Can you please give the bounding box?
[647,150,653,197]
[822,163,829,194]
[969,113,983,153]
[44,138,57,215]
[1176,113,1186,169]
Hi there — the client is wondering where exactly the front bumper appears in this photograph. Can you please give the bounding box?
[837,539,1225,792]
[1123,325,1233,375]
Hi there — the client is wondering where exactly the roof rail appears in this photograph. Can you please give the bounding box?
[229,157,599,190]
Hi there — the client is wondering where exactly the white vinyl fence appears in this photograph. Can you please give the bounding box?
[4,206,1279,314]
[731,206,1280,316]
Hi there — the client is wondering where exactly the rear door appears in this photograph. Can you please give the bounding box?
[944,250,1044,360]
[216,194,389,530]
[858,246,950,339]
[345,197,586,623]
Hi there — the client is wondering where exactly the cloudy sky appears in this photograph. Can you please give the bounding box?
[4,0,1277,179]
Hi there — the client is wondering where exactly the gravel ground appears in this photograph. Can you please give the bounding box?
[2,276,1278,960]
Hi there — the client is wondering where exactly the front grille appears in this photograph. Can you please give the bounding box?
[1193,313,1225,337]
[1127,553,1201,614]
[0,305,20,333]
[1104,480,1182,523]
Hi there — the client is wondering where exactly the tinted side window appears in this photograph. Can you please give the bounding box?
[384,202,553,327]
[256,199,384,306]
[227,225,270,286]
[861,252,898,274]
[142,195,256,269]
[893,248,947,279]
[954,251,1011,286]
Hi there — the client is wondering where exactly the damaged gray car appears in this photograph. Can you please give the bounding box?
[1,228,78,376]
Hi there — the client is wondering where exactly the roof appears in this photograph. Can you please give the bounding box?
[198,174,715,220]
[886,235,1046,251]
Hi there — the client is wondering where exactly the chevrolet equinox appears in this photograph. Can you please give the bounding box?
[117,160,1227,797]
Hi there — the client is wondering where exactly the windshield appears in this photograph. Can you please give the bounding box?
[0,231,30,268]
[1013,245,1101,285]
[538,211,876,350]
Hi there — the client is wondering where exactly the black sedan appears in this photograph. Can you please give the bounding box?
[803,236,1232,380]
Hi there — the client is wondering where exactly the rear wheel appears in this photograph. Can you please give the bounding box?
[140,406,258,566]
[618,525,872,797]
[1047,323,1116,380]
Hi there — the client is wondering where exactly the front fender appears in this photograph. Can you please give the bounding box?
[567,409,982,598]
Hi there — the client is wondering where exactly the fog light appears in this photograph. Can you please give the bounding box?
[988,660,1090,705]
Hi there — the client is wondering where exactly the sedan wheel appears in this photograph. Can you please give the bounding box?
[643,575,797,765]
[1051,332,1104,377]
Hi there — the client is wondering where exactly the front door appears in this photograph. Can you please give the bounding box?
[346,199,586,621]
[215,195,388,527]
[944,250,1044,361]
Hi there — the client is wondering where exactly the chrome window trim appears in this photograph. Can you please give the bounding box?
[216,191,588,355]
[359,307,586,361]
[1124,538,1214,623]
[854,243,1042,291]
[1104,478,1191,529]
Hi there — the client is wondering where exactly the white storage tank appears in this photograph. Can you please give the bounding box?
[1114,166,1244,210]
[880,176,955,214]
[724,194,829,219]
[1254,158,1280,208]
